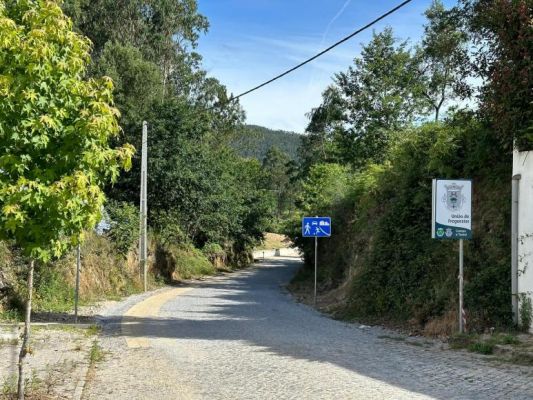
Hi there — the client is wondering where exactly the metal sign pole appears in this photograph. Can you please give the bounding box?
[314,236,318,307]
[459,239,464,333]
[302,216,331,308]
[432,179,471,334]
[139,121,148,292]
[74,244,81,324]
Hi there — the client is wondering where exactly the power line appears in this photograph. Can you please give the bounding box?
[232,0,413,101]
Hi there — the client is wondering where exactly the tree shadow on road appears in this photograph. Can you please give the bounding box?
[98,257,533,400]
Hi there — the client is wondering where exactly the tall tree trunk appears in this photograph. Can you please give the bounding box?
[17,260,34,400]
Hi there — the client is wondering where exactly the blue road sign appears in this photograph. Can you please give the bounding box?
[302,217,331,238]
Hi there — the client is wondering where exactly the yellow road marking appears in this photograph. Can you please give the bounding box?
[122,287,192,348]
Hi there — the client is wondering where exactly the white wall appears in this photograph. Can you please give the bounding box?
[514,150,533,330]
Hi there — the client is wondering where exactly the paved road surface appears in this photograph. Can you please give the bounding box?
[85,256,533,400]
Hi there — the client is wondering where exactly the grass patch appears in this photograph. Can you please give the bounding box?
[468,341,494,355]
[86,324,101,336]
[33,267,74,313]
[449,332,522,355]
[0,338,19,347]
[1,374,17,397]
[0,309,22,322]
[507,353,533,366]
[449,333,471,350]
[378,334,406,341]
[1,370,43,399]
[498,334,520,345]
[89,340,105,364]
[32,323,100,340]
[166,245,216,281]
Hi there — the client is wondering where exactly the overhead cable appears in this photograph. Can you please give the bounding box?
[232,0,413,101]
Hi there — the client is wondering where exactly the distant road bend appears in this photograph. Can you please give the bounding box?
[85,252,533,400]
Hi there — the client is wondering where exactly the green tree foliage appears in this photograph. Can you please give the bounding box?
[294,120,512,328]
[105,200,140,255]
[299,87,346,174]
[0,0,133,261]
[91,42,164,128]
[461,0,532,151]
[232,125,303,161]
[298,163,351,215]
[260,146,299,229]
[62,0,268,258]
[305,28,424,168]
[287,162,352,273]
[416,0,471,121]
[0,2,132,397]
[63,0,239,144]
[115,99,268,252]
[63,0,208,60]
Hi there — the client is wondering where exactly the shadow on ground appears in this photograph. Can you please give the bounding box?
[95,257,531,400]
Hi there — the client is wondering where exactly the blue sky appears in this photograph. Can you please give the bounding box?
[197,0,458,132]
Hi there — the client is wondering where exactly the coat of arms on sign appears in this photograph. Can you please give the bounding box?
[442,183,465,211]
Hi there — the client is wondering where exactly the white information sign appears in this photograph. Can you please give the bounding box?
[432,179,472,240]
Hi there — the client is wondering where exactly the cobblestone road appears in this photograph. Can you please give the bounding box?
[86,256,533,400]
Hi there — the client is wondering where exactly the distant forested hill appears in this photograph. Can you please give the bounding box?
[232,125,302,160]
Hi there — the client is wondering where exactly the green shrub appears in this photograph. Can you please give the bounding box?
[152,210,187,246]
[468,342,494,355]
[155,243,216,281]
[171,245,215,279]
[202,242,225,257]
[33,265,73,312]
[105,200,140,255]
[498,334,520,345]
[292,118,513,331]
[519,294,532,332]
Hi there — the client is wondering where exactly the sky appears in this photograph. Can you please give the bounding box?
[197,0,458,133]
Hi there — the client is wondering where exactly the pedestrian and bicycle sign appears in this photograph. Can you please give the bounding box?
[302,217,331,237]
[302,216,331,307]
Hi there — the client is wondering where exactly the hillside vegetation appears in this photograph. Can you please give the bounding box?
[232,125,302,161]
[287,0,532,334]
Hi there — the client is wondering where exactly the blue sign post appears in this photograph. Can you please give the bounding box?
[302,217,331,306]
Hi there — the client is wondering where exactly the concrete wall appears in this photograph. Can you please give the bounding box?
[514,150,533,330]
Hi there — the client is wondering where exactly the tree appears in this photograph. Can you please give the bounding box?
[142,0,209,97]
[91,42,164,129]
[64,0,267,259]
[63,0,244,181]
[300,86,345,174]
[307,28,424,168]
[0,2,133,398]
[416,0,471,121]
[261,146,293,223]
[461,0,532,151]
[63,0,209,99]
[299,163,352,215]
